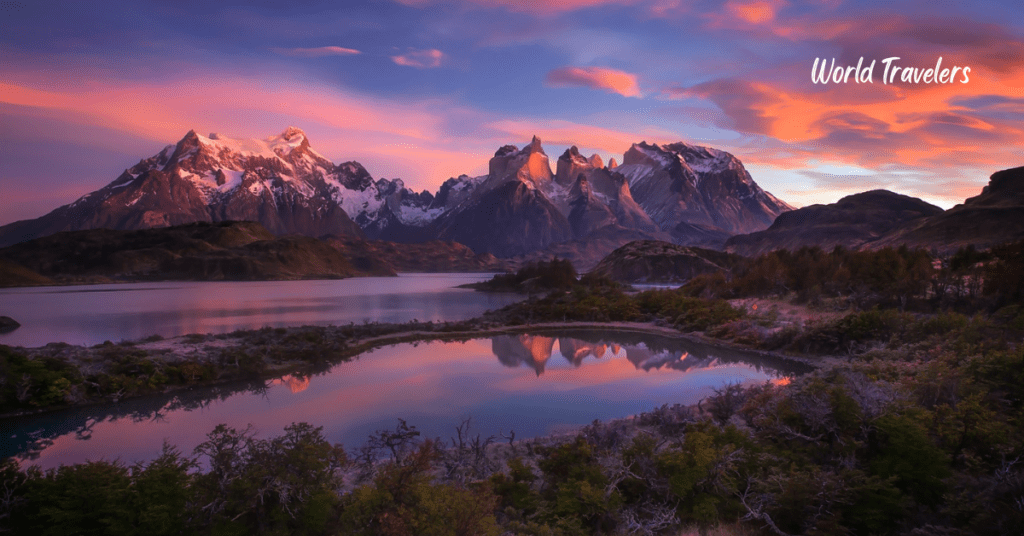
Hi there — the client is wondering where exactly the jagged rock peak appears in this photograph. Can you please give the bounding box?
[558,146,602,169]
[608,157,618,168]
[495,144,519,157]
[555,145,596,187]
[280,126,307,141]
[622,141,664,166]
[267,126,312,156]
[488,136,554,186]
[559,146,586,162]
[529,135,544,154]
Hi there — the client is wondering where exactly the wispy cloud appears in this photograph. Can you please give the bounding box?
[271,46,362,57]
[546,66,642,97]
[391,48,445,68]
[394,0,639,14]
[0,67,679,211]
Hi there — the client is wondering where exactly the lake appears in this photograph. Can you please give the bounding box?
[1,330,808,469]
[0,274,520,347]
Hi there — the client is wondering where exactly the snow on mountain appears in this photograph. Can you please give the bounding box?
[0,128,793,258]
[615,141,791,242]
[0,127,371,246]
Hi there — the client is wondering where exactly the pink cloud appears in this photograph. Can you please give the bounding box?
[271,46,361,57]
[546,66,642,97]
[0,67,678,197]
[726,0,783,24]
[391,49,445,68]
[394,0,639,14]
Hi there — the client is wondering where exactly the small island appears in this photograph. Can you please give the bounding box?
[0,316,19,334]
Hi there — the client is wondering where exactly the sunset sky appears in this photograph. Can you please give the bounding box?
[1,0,1022,225]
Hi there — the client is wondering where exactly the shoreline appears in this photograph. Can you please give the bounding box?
[0,319,818,420]
[0,270,514,290]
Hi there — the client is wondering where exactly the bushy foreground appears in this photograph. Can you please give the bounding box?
[3,328,1022,536]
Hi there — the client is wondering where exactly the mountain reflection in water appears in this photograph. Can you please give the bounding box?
[491,330,807,377]
[2,331,809,469]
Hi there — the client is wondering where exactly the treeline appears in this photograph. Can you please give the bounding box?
[469,259,580,292]
[682,240,1024,312]
[486,279,744,333]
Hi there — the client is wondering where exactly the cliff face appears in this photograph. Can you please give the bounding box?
[615,142,791,243]
[433,180,573,258]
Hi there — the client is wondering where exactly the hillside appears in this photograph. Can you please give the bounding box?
[725,190,942,256]
[589,240,743,283]
[0,221,390,285]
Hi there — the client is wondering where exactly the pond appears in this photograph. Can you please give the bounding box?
[1,329,809,469]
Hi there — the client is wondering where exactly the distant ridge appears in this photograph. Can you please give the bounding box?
[725,190,942,257]
[867,167,1024,253]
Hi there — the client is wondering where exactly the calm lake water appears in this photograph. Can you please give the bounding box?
[0,274,520,347]
[1,330,808,468]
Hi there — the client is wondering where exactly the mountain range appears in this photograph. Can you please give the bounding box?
[0,128,791,267]
[2,127,1020,273]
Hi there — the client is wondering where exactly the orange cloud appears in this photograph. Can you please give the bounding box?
[655,11,1024,206]
[546,66,642,97]
[391,48,445,68]
[394,0,639,14]
[272,46,361,57]
[0,68,679,195]
[726,0,782,24]
[664,50,1024,207]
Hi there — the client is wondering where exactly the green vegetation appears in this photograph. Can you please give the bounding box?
[0,334,325,414]
[466,258,580,292]
[683,241,1024,314]
[0,346,83,410]
[3,242,1024,534]
[484,262,744,331]
[0,321,455,414]
[4,325,1020,535]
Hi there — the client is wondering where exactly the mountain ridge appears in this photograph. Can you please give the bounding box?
[0,128,792,264]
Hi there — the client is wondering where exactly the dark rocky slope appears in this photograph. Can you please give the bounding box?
[870,166,1024,253]
[433,180,573,258]
[725,190,942,257]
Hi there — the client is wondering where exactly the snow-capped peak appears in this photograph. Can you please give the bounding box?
[661,141,734,174]
[267,126,310,155]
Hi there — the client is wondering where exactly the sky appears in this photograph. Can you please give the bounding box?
[1,0,1023,225]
